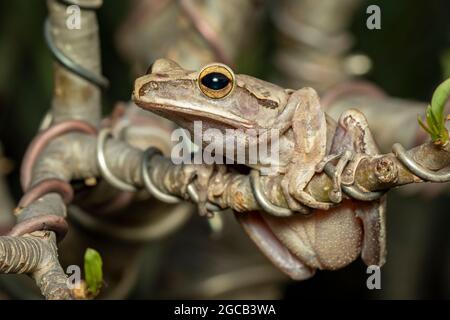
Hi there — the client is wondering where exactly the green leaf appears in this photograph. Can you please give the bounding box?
[419,78,450,145]
[430,104,445,135]
[431,78,450,125]
[426,106,437,130]
[417,116,433,135]
[84,248,103,296]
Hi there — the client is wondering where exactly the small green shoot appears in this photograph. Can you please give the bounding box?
[418,78,450,146]
[84,248,103,297]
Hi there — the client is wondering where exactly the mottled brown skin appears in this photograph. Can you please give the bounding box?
[133,59,386,280]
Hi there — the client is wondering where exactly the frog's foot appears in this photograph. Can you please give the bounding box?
[280,177,311,214]
[355,197,387,266]
[316,150,354,204]
[315,154,341,172]
[180,164,216,217]
[281,172,333,214]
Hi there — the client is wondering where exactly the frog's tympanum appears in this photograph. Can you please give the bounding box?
[133,59,386,280]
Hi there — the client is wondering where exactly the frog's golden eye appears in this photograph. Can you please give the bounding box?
[198,64,235,99]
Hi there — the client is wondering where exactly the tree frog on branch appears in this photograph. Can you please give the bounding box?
[133,59,386,280]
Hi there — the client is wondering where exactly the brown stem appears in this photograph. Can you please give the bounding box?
[0,232,72,300]
[47,0,102,125]
[24,128,450,213]
[1,0,105,300]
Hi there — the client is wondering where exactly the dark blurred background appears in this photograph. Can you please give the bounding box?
[0,0,449,299]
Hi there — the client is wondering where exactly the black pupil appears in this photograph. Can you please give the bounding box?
[201,72,230,90]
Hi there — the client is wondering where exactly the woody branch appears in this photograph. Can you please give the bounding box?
[0,0,104,299]
[16,112,449,214]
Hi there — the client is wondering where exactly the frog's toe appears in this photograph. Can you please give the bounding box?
[315,153,341,172]
[197,202,214,218]
[329,189,342,203]
[280,178,311,214]
[294,190,334,211]
[355,197,387,267]
[328,150,354,204]
[284,176,333,211]
[180,165,197,197]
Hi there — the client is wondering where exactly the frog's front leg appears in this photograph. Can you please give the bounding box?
[180,163,225,217]
[281,87,333,212]
[315,150,354,203]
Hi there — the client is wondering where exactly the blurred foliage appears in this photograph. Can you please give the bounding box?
[351,0,449,99]
[441,48,450,79]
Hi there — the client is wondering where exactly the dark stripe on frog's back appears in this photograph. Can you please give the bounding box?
[236,86,279,109]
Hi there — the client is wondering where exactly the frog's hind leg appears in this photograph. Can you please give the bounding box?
[327,108,387,267]
[316,150,354,203]
[355,198,387,266]
[331,108,380,156]
[316,108,381,203]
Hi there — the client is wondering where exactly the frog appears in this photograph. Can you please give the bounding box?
[133,58,386,280]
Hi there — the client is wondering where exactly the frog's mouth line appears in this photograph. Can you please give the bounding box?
[135,99,255,130]
[235,211,315,281]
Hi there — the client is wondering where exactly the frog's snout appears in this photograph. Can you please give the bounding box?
[133,74,164,105]
[133,76,151,101]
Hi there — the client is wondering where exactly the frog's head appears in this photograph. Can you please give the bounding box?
[133,59,290,134]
